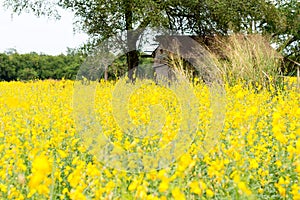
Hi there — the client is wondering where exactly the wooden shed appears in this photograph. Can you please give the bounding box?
[151,35,224,81]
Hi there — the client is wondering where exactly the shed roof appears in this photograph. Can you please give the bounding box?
[152,35,225,59]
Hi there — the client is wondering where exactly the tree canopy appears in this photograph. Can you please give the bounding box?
[2,0,299,75]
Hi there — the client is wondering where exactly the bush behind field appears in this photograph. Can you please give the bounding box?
[0,51,85,81]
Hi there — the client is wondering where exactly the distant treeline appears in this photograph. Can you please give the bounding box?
[0,50,155,81]
[0,51,85,81]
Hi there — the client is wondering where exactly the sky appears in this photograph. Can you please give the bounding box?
[0,2,89,55]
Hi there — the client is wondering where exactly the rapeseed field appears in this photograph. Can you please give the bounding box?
[0,79,299,199]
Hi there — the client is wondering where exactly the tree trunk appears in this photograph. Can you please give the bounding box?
[127,50,139,80]
[125,0,139,81]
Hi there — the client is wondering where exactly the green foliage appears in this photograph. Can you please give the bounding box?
[272,0,300,75]
[0,51,85,81]
[18,68,38,80]
[0,53,16,80]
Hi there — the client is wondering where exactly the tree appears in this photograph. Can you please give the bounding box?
[18,67,38,80]
[3,0,169,79]
[0,53,16,81]
[272,0,299,75]
[60,0,173,79]
[3,0,298,76]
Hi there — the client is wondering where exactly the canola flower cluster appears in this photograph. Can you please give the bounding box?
[0,79,299,199]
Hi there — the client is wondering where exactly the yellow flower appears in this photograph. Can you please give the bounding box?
[58,149,68,159]
[189,181,201,195]
[136,185,147,199]
[37,184,50,196]
[158,178,169,193]
[128,179,139,191]
[0,183,7,193]
[278,177,285,185]
[291,184,300,200]
[249,158,259,169]
[32,155,51,174]
[160,196,167,200]
[105,180,116,193]
[0,79,299,199]
[67,169,81,188]
[275,160,282,168]
[206,189,214,198]
[275,177,288,197]
[28,172,43,188]
[237,182,252,196]
[172,187,186,200]
[199,180,207,190]
[62,188,69,195]
[70,188,86,200]
[278,186,286,197]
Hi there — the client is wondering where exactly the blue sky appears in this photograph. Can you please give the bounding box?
[0,1,88,55]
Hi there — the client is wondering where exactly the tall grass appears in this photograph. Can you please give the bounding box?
[211,34,283,89]
[155,34,284,90]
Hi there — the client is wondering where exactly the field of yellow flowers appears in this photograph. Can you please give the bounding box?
[0,79,299,199]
